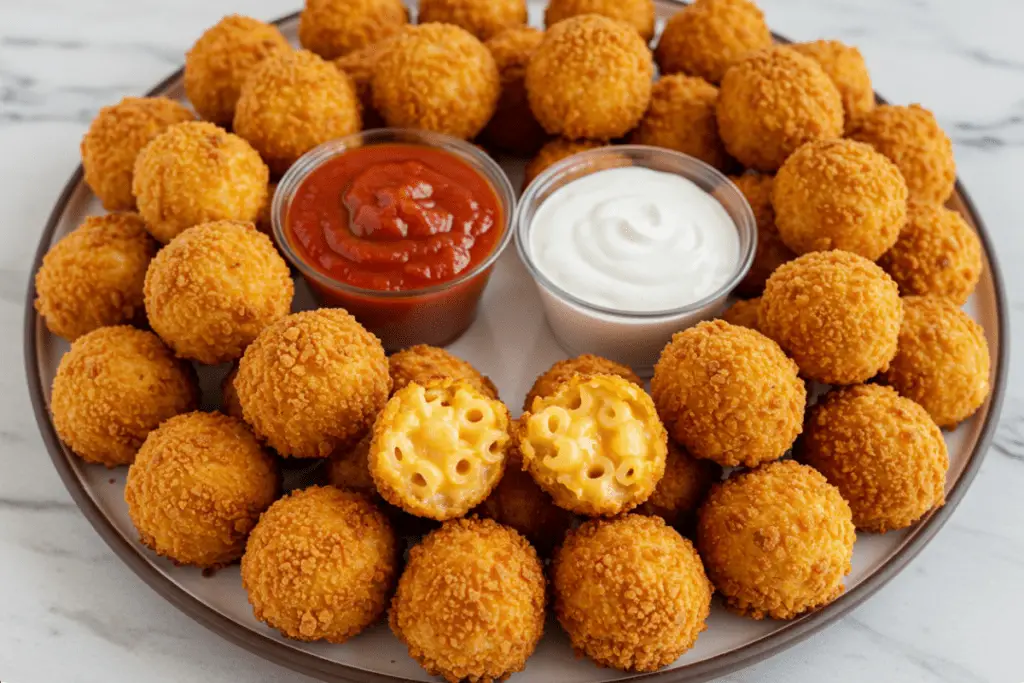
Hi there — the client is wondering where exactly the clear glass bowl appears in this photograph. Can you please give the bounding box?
[514,145,757,375]
[272,129,516,351]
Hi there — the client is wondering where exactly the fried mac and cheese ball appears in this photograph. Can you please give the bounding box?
[183,15,290,126]
[144,221,294,365]
[850,104,956,204]
[720,297,761,331]
[333,37,401,129]
[388,345,498,399]
[235,309,391,458]
[881,296,991,429]
[791,39,874,134]
[372,24,500,141]
[523,353,642,411]
[220,364,243,420]
[125,412,279,568]
[234,50,362,177]
[327,435,376,495]
[878,201,983,305]
[369,380,511,520]
[717,46,844,172]
[390,518,545,682]
[652,320,805,468]
[241,486,398,642]
[480,27,548,156]
[730,174,795,296]
[298,0,408,60]
[638,441,721,531]
[759,250,903,385]
[132,121,268,244]
[697,460,856,619]
[51,327,198,467]
[654,0,771,84]
[522,138,604,189]
[525,15,653,141]
[419,0,527,40]
[80,97,195,210]
[34,213,156,341]
[545,0,656,42]
[520,374,667,516]
[772,139,908,261]
[552,515,712,671]
[802,384,948,532]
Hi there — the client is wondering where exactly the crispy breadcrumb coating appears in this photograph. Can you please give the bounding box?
[545,0,655,41]
[652,320,805,467]
[791,39,874,134]
[881,296,990,429]
[717,46,844,172]
[878,201,982,305]
[772,139,908,260]
[132,121,268,244]
[390,518,545,682]
[720,297,760,331]
[327,435,376,494]
[638,441,721,531]
[144,220,293,365]
[523,353,642,411]
[526,15,653,141]
[80,97,195,210]
[730,174,795,296]
[630,74,732,172]
[850,104,956,204]
[522,138,604,189]
[235,309,391,458]
[241,486,398,642]
[419,0,527,40]
[552,515,712,670]
[298,0,408,60]
[697,460,855,619]
[655,0,771,84]
[333,37,402,129]
[34,213,156,341]
[759,250,903,385]
[183,15,290,126]
[125,412,279,568]
[234,50,362,177]
[221,364,243,420]
[802,384,948,532]
[50,326,198,467]
[388,345,498,399]
[254,181,277,237]
[480,27,548,156]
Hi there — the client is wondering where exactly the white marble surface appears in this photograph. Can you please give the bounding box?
[1,0,1023,681]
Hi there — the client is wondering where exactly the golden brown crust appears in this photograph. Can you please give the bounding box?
[552,515,712,670]
[790,39,874,134]
[50,326,198,467]
[479,27,549,155]
[220,364,243,420]
[254,181,278,238]
[637,441,721,530]
[730,174,795,296]
[418,0,528,40]
[298,0,408,60]
[651,320,805,467]
[326,435,377,494]
[545,0,656,41]
[759,250,903,385]
[522,138,604,189]
[388,345,498,399]
[333,36,404,128]
[124,412,279,568]
[720,296,761,331]
[696,460,855,620]
[235,309,391,458]
[390,518,546,682]
[523,353,641,411]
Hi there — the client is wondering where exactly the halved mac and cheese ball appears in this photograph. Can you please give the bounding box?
[369,380,511,520]
[520,374,667,516]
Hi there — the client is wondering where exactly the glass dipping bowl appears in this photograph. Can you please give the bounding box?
[272,129,516,351]
[515,145,757,376]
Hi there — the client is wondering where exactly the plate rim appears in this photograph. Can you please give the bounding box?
[22,10,1010,683]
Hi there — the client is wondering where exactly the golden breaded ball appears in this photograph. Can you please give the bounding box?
[791,39,874,134]
[802,384,948,532]
[419,0,527,40]
[333,37,402,129]
[759,250,903,385]
[80,97,195,210]
[234,50,362,177]
[327,435,376,494]
[545,0,655,41]
[254,181,277,238]
[655,0,771,84]
[553,515,712,671]
[652,320,805,468]
[526,15,653,141]
[882,296,991,429]
[388,345,498,399]
[730,174,795,296]
[144,221,293,365]
[773,139,908,260]
[630,74,731,172]
[298,0,408,60]
[372,23,500,140]
[183,15,290,126]
[132,121,268,244]
[522,138,604,189]
[220,364,243,420]
[697,460,855,619]
[523,352,642,411]
[390,518,545,682]
[717,46,844,172]
[878,201,982,306]
[235,309,391,458]
[51,327,198,467]
[637,441,721,531]
[479,27,548,155]
[125,412,279,568]
[242,486,398,642]
[34,213,156,341]
[720,297,760,331]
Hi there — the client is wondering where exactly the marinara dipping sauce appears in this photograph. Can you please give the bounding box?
[273,130,515,350]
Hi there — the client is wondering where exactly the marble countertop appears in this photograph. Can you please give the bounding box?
[2,0,1023,681]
